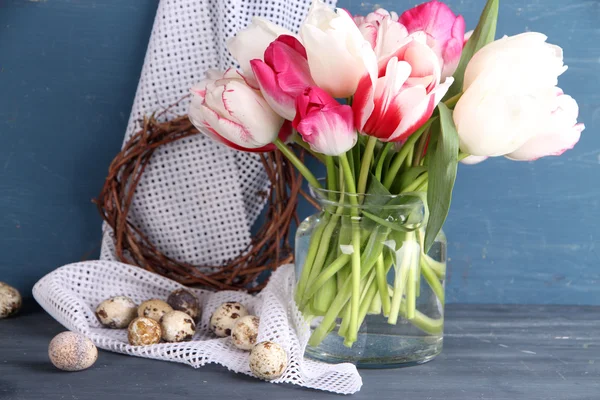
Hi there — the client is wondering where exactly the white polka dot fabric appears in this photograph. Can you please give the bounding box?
[33,263,362,394]
[34,0,363,394]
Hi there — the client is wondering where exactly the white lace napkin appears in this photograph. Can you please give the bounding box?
[33,262,362,394]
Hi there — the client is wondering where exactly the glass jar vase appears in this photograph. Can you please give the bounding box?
[295,185,446,368]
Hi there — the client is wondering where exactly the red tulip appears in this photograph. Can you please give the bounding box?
[353,51,452,142]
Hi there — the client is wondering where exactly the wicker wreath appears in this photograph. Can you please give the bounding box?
[95,109,318,292]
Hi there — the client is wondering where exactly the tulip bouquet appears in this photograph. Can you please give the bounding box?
[188,0,584,354]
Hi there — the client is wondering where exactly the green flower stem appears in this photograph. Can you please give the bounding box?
[415,259,421,299]
[375,253,391,317]
[417,229,445,303]
[405,149,414,168]
[413,126,431,167]
[301,177,346,302]
[312,273,337,315]
[343,271,378,347]
[309,236,377,348]
[388,254,409,325]
[303,215,340,296]
[402,172,428,193]
[406,259,417,320]
[383,119,434,190]
[325,156,337,194]
[357,272,379,325]
[304,253,351,299]
[295,214,329,304]
[353,141,361,184]
[275,138,321,189]
[424,253,446,279]
[416,181,428,192]
[346,147,355,180]
[375,142,393,181]
[420,257,445,305]
[399,304,444,335]
[342,269,376,347]
[357,136,378,201]
[368,288,382,315]
[444,92,462,108]
[309,277,352,347]
[338,302,351,338]
[338,153,362,345]
[388,232,417,325]
[293,135,327,164]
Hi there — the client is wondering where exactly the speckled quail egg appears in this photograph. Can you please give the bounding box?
[128,317,162,346]
[167,289,200,320]
[231,315,259,350]
[95,296,137,328]
[48,331,98,371]
[0,282,22,319]
[160,310,196,342]
[249,341,288,380]
[137,299,173,322]
[210,302,248,337]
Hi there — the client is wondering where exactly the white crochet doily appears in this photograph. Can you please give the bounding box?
[34,0,363,395]
[33,263,361,394]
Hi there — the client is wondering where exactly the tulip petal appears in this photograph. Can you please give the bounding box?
[455,81,556,156]
[251,59,296,120]
[463,32,566,92]
[296,105,357,156]
[506,94,584,160]
[188,68,284,152]
[221,80,284,139]
[269,39,314,95]
[353,72,376,131]
[387,85,434,142]
[399,0,465,78]
[460,155,488,165]
[227,17,293,84]
[362,58,412,139]
[301,0,378,98]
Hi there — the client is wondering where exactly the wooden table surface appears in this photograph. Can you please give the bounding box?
[1,303,598,400]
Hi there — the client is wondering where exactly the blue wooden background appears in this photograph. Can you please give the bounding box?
[0,0,598,304]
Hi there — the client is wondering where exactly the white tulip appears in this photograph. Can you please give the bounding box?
[506,91,584,161]
[453,33,582,159]
[462,33,566,92]
[300,0,377,98]
[227,18,292,85]
[189,69,285,151]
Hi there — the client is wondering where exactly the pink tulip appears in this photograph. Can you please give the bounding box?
[250,35,315,121]
[506,90,584,161]
[188,68,290,152]
[353,8,398,26]
[354,8,412,76]
[399,0,466,79]
[293,87,357,156]
[353,41,453,142]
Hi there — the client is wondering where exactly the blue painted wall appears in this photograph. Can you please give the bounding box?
[0,0,598,304]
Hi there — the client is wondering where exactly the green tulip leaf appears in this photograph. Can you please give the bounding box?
[425,103,459,252]
[445,0,499,100]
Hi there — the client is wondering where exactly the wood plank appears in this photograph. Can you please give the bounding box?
[1,303,598,399]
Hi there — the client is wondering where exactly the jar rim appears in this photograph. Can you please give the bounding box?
[309,178,425,211]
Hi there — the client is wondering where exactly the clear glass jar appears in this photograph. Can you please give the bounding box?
[295,186,446,368]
